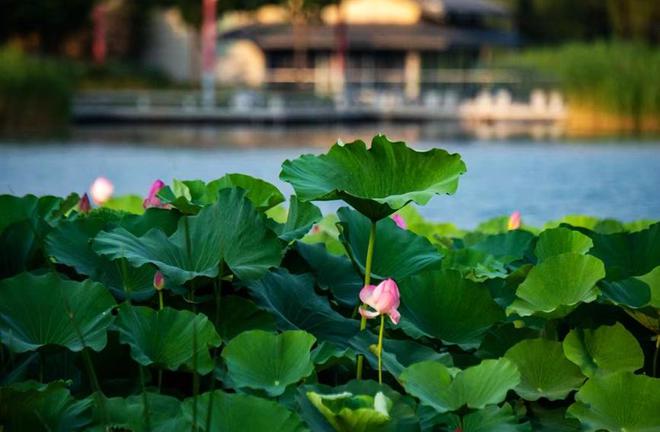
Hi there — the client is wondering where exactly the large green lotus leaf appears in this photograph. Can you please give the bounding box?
[280,135,466,221]
[587,222,660,280]
[295,241,363,307]
[158,174,285,213]
[268,196,323,242]
[470,230,536,265]
[349,331,452,377]
[637,265,660,307]
[246,269,360,348]
[337,207,443,281]
[113,303,221,374]
[181,390,307,432]
[215,295,277,341]
[207,173,285,210]
[441,248,508,282]
[400,358,520,413]
[46,212,177,301]
[508,253,605,317]
[0,194,78,277]
[534,227,593,261]
[0,194,73,233]
[504,338,585,401]
[443,404,530,432]
[399,269,504,345]
[102,195,145,214]
[599,277,651,308]
[94,187,282,285]
[0,380,92,432]
[306,391,391,432]
[0,272,116,353]
[296,380,419,432]
[87,392,185,432]
[562,323,644,377]
[567,372,660,431]
[222,329,316,396]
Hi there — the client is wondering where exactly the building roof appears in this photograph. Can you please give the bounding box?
[419,0,510,18]
[221,23,518,51]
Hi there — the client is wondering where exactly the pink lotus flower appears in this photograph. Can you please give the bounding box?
[79,193,92,213]
[391,214,407,229]
[153,271,165,291]
[90,177,114,204]
[143,179,167,209]
[359,278,401,325]
[507,211,521,230]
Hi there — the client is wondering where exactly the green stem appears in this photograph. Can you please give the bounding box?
[158,291,164,311]
[191,320,199,432]
[356,221,377,380]
[205,263,224,431]
[377,314,385,385]
[139,366,152,432]
[653,335,660,377]
[157,290,164,392]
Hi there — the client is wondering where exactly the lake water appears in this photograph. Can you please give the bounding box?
[1,124,659,228]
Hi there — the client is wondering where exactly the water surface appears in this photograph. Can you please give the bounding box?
[1,124,659,228]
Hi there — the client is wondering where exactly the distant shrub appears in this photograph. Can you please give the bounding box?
[502,42,660,128]
[0,47,75,136]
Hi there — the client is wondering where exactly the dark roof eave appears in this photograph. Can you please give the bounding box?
[220,24,520,52]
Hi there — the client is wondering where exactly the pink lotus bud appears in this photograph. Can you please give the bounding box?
[143,179,167,209]
[90,177,114,204]
[507,211,521,230]
[153,271,165,291]
[79,193,92,213]
[311,224,320,234]
[359,278,401,325]
[391,214,407,229]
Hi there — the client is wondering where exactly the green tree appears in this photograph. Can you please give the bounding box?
[0,0,98,54]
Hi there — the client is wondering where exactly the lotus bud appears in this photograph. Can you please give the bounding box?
[90,176,114,204]
[359,278,401,325]
[391,214,407,229]
[507,211,521,230]
[153,271,165,291]
[79,193,92,213]
[143,179,167,209]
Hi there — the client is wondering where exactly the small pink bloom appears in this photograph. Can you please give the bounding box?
[79,193,91,213]
[143,179,167,209]
[391,214,407,229]
[90,177,114,204]
[507,211,521,230]
[311,224,320,234]
[153,271,165,291]
[359,278,401,325]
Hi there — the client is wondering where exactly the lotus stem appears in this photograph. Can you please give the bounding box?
[157,293,164,392]
[653,334,660,377]
[206,263,223,431]
[62,291,107,422]
[357,221,377,380]
[377,314,385,384]
[139,366,152,431]
[191,319,199,432]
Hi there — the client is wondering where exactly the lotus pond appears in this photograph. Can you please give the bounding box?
[1,135,659,431]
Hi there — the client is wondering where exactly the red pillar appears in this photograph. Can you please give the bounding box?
[92,3,107,65]
[201,0,217,107]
